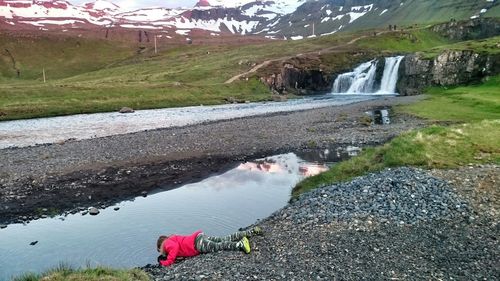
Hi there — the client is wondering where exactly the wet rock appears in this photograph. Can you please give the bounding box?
[88,207,100,216]
[30,241,38,246]
[114,207,120,211]
[141,191,148,197]
[0,224,7,229]
[119,107,135,114]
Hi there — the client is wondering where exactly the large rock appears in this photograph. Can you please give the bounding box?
[397,51,500,96]
[263,63,332,95]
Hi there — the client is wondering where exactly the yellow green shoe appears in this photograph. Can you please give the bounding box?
[241,237,251,254]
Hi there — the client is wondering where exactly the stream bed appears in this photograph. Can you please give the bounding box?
[0,95,378,149]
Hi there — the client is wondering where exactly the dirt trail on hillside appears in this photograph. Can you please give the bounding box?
[224,32,385,84]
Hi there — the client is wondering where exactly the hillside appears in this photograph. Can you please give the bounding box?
[0,0,498,40]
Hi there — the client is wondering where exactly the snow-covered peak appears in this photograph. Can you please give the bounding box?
[117,7,185,22]
[197,0,258,8]
[84,0,120,12]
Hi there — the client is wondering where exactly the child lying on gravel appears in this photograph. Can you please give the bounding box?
[157,227,263,266]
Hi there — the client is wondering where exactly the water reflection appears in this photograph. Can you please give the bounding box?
[365,109,391,125]
[236,155,328,177]
[0,153,327,280]
[296,145,362,163]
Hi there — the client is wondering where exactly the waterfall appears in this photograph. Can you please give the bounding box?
[379,56,404,94]
[332,60,377,93]
[332,56,404,95]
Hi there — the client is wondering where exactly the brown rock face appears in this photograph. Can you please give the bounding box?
[397,51,500,96]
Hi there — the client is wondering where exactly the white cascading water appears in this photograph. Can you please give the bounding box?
[332,60,377,93]
[379,56,404,94]
[332,56,404,95]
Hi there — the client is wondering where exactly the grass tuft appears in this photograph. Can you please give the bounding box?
[11,265,149,281]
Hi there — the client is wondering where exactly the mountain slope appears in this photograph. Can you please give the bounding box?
[0,0,498,39]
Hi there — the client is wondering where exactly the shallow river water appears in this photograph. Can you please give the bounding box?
[0,95,377,149]
[0,151,357,280]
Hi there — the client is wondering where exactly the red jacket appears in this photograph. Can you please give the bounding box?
[160,230,202,266]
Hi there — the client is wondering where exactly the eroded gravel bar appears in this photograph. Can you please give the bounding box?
[143,167,499,281]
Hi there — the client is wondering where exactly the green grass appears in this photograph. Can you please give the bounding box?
[293,75,500,198]
[12,264,149,281]
[420,36,500,58]
[356,29,451,53]
[0,33,135,80]
[0,79,270,120]
[399,75,500,122]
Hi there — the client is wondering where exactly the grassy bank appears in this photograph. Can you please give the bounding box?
[13,265,149,281]
[0,79,270,120]
[399,75,500,122]
[293,76,500,198]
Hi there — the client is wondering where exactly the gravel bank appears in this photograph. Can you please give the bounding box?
[0,96,426,224]
[143,167,499,280]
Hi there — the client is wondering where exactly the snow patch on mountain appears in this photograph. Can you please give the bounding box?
[84,0,119,13]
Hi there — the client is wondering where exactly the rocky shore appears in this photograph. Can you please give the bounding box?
[143,166,499,280]
[0,96,426,224]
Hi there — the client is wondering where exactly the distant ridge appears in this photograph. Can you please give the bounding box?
[0,0,498,39]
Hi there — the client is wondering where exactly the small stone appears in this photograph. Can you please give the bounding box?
[141,191,148,197]
[119,107,135,114]
[88,207,100,216]
[30,241,38,246]
[0,224,7,229]
[114,207,120,211]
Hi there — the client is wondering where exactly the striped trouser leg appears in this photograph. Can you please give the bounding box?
[202,229,255,242]
[195,234,241,253]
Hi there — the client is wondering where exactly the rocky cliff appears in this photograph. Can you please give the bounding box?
[397,51,500,96]
[431,18,500,41]
[261,64,332,95]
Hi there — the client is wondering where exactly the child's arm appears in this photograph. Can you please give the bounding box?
[160,243,179,267]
